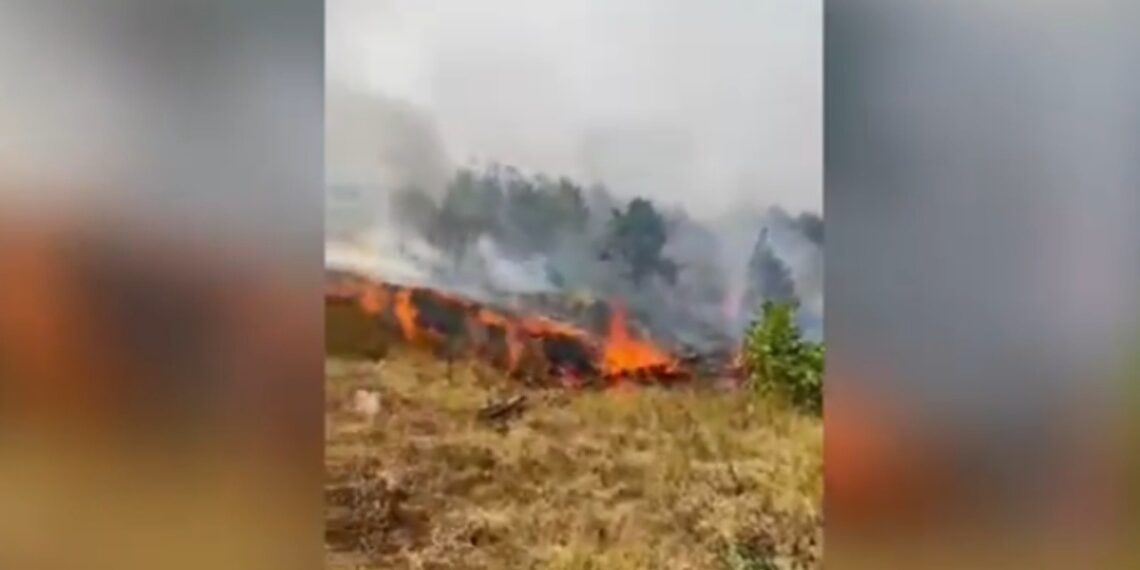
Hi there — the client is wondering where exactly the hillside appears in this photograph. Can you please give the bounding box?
[325,350,822,570]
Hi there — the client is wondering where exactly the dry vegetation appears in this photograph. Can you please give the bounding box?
[326,349,822,570]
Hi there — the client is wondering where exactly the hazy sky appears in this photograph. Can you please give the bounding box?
[327,0,821,218]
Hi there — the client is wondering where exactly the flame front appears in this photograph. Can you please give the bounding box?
[601,301,678,377]
[476,307,523,372]
[360,286,388,316]
[326,273,694,386]
[393,288,418,342]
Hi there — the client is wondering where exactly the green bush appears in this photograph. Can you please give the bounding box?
[743,301,824,414]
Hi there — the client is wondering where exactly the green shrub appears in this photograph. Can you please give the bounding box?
[743,301,824,414]
[720,543,779,570]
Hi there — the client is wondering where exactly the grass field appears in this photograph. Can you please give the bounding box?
[325,349,822,570]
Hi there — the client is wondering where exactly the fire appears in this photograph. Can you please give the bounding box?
[475,308,523,372]
[392,288,418,342]
[601,301,678,377]
[519,314,592,341]
[360,285,388,316]
[325,272,696,386]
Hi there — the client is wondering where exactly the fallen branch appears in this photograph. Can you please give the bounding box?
[476,394,527,423]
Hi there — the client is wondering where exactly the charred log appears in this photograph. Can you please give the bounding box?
[409,288,469,339]
[476,394,527,424]
[538,334,598,378]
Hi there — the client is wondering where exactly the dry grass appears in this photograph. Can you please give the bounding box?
[326,349,822,570]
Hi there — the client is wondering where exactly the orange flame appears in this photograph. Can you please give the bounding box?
[326,274,693,386]
[601,301,677,376]
[393,288,418,342]
[520,314,592,340]
[359,285,388,316]
[476,307,524,372]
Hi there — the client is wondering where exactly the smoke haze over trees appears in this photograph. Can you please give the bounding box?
[357,162,823,348]
[322,87,823,346]
[325,0,823,348]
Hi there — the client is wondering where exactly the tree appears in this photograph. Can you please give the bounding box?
[503,174,547,253]
[743,300,823,414]
[554,177,589,233]
[745,228,796,308]
[601,198,679,286]
[499,173,589,256]
[434,168,503,260]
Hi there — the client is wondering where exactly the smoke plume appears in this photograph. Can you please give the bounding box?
[325,0,823,350]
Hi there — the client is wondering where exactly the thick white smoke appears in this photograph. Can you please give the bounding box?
[325,0,824,349]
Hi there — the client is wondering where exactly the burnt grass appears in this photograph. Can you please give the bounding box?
[325,350,822,570]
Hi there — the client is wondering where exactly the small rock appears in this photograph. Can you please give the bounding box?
[351,388,382,419]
